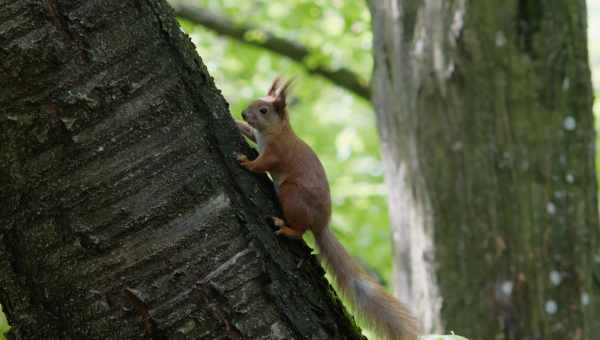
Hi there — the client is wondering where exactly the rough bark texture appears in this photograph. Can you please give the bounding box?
[371,0,599,339]
[0,1,364,339]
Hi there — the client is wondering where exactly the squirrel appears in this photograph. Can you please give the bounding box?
[235,77,420,340]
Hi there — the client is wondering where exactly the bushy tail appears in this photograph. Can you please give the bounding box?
[314,227,420,340]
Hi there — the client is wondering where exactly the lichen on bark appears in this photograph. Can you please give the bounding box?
[371,0,599,339]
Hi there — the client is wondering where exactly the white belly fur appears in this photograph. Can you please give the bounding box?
[254,130,267,153]
[254,130,282,188]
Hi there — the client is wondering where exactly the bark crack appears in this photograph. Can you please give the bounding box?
[124,287,165,339]
[47,0,72,40]
[46,0,90,61]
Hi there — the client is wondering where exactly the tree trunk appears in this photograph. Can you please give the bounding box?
[371,0,599,339]
[0,1,364,339]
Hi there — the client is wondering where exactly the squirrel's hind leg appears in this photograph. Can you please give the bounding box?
[275,226,305,238]
[270,217,305,238]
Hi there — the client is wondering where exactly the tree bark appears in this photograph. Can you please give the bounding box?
[0,1,364,339]
[371,0,599,339]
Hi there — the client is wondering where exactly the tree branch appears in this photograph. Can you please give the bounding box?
[169,0,371,101]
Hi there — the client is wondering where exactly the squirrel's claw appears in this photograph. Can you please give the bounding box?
[235,152,253,171]
[234,152,249,162]
[269,216,286,227]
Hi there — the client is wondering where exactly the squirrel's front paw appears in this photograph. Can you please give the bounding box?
[234,152,249,162]
[234,152,252,170]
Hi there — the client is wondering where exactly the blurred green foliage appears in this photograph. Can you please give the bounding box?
[0,305,7,339]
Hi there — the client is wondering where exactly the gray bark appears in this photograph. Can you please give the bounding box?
[0,1,364,339]
[371,0,600,339]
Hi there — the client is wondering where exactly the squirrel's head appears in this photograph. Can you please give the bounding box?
[241,77,293,133]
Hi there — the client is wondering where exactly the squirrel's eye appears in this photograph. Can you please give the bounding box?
[259,107,268,114]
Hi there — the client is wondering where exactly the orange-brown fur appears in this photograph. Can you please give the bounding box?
[236,77,420,340]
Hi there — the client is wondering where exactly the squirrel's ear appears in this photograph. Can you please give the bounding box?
[268,76,282,96]
[273,78,294,115]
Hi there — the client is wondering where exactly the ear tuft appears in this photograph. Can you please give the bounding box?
[268,76,282,96]
[271,77,295,115]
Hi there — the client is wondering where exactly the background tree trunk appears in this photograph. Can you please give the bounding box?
[371,0,600,339]
[0,1,364,339]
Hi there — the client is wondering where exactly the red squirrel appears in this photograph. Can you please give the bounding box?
[235,77,420,340]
